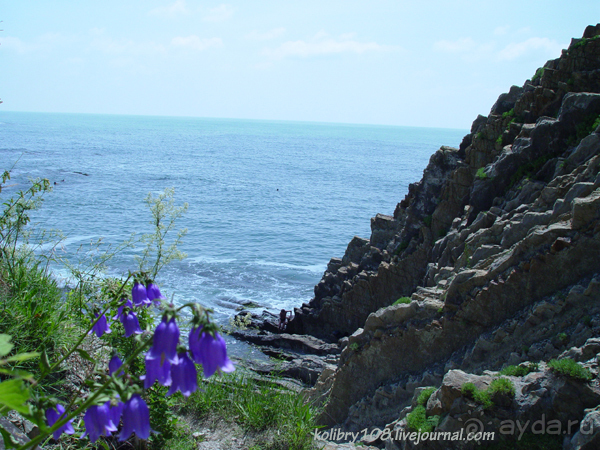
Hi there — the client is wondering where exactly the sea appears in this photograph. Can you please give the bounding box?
[0,111,466,355]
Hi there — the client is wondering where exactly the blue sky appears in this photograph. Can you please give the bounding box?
[1,1,599,129]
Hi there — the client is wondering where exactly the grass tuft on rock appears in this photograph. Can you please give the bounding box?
[548,358,593,381]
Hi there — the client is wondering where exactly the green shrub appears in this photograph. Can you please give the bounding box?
[502,109,515,119]
[488,378,515,398]
[393,297,411,306]
[461,382,493,409]
[500,363,539,377]
[548,358,593,381]
[417,387,437,406]
[476,167,488,179]
[423,215,432,227]
[406,405,440,433]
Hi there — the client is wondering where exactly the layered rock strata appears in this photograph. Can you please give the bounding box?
[293,24,600,445]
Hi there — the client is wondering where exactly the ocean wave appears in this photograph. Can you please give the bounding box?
[253,259,326,273]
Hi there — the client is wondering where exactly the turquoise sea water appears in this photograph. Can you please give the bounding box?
[0,112,466,332]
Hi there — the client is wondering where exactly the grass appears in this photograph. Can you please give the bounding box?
[180,370,320,450]
[548,358,593,381]
[500,363,539,377]
[461,378,515,409]
[393,297,411,306]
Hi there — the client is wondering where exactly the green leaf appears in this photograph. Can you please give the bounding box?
[75,348,94,362]
[6,352,40,363]
[0,335,13,358]
[0,369,34,381]
[0,379,30,415]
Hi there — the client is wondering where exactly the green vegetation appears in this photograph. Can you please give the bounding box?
[500,363,539,377]
[461,378,515,409]
[502,109,515,119]
[570,112,600,145]
[508,154,551,190]
[476,167,488,179]
[496,135,504,145]
[349,342,359,351]
[393,297,411,306]
[548,358,593,381]
[571,35,600,50]
[180,370,320,449]
[532,67,545,82]
[0,168,319,450]
[417,387,436,406]
[406,406,440,433]
[405,387,440,433]
[423,215,432,227]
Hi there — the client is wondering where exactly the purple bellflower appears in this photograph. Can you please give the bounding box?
[115,298,133,321]
[120,310,142,337]
[167,352,197,397]
[119,395,151,441]
[109,355,124,376]
[191,329,235,378]
[45,404,75,440]
[82,402,118,443]
[90,313,111,338]
[147,316,179,363]
[188,325,204,365]
[141,353,172,388]
[146,282,165,306]
[132,282,150,307]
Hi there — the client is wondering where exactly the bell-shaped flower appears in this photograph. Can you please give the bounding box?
[82,402,118,443]
[109,355,124,376]
[188,325,204,365]
[119,395,151,441]
[132,282,150,307]
[109,400,123,428]
[114,298,133,321]
[194,330,235,378]
[146,282,165,306]
[147,316,179,362]
[141,353,172,388]
[167,352,197,397]
[120,310,142,337]
[90,313,111,338]
[45,404,75,440]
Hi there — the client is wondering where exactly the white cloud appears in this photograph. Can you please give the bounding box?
[0,33,62,53]
[497,37,562,61]
[203,4,235,22]
[264,32,391,59]
[171,35,223,51]
[245,27,285,41]
[149,0,189,17]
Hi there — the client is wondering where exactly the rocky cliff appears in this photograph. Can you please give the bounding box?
[288,24,600,449]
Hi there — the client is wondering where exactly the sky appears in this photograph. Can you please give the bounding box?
[1,1,599,129]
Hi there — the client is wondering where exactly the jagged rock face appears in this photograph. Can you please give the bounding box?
[299,24,600,430]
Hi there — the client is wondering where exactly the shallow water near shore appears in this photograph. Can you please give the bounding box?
[0,111,465,356]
